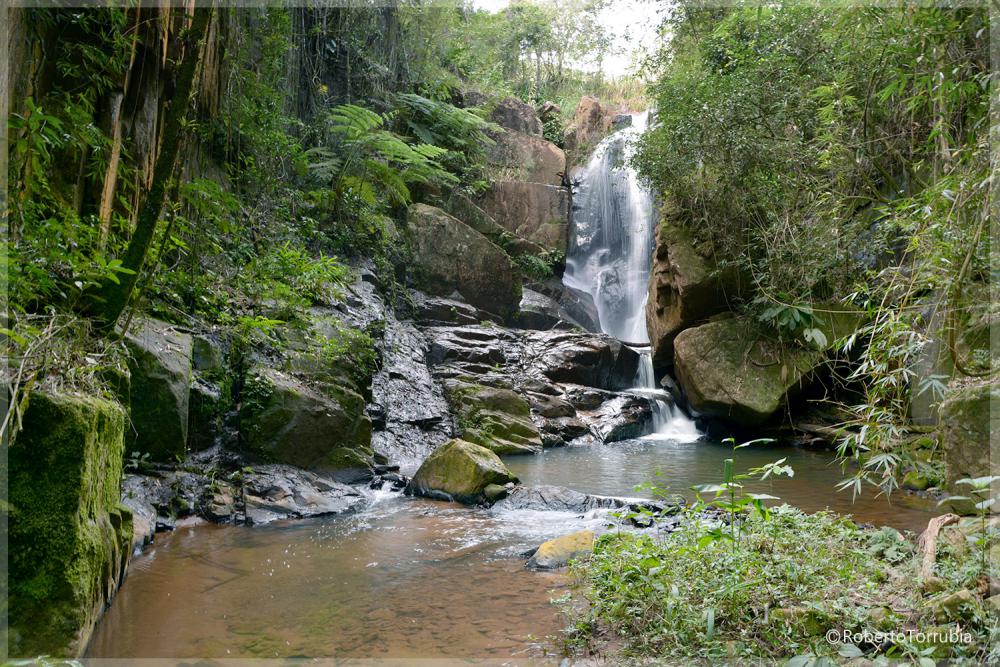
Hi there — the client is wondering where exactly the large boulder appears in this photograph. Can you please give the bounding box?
[646,218,741,370]
[238,367,373,480]
[124,318,193,459]
[407,438,519,504]
[563,96,624,156]
[490,96,543,136]
[940,381,999,502]
[673,317,824,425]
[488,130,566,186]
[444,380,543,455]
[443,192,548,258]
[406,203,522,321]
[479,182,570,252]
[10,392,133,657]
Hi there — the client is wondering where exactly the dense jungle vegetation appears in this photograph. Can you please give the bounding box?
[4,1,628,418]
[635,3,994,493]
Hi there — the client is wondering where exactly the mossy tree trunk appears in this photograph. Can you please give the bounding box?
[89,7,211,330]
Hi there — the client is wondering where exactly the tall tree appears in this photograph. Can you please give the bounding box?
[89,7,212,329]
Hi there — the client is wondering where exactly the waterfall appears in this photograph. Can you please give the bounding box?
[563,111,700,442]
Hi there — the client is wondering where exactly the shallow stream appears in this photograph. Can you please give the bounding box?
[87,436,937,661]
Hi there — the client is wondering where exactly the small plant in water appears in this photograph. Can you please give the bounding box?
[690,437,794,547]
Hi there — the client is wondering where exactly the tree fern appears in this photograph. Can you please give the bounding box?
[306,103,458,210]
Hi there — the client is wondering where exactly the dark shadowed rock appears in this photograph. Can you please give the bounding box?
[587,392,653,442]
[238,367,373,479]
[527,331,641,391]
[125,317,193,459]
[492,484,628,513]
[241,465,365,525]
[490,96,543,136]
[515,288,586,331]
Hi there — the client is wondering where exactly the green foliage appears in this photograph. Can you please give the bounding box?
[636,3,992,490]
[305,103,457,210]
[315,321,380,391]
[569,508,899,661]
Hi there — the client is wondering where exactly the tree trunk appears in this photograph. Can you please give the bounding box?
[89,7,211,330]
[98,9,141,249]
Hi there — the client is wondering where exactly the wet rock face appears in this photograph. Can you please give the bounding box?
[515,288,587,331]
[478,182,570,253]
[407,438,518,504]
[406,203,523,321]
[370,313,453,475]
[528,330,641,391]
[420,323,653,447]
[490,96,543,136]
[493,484,628,513]
[10,392,133,658]
[125,317,193,459]
[123,461,367,529]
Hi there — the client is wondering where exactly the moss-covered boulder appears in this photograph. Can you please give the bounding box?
[407,438,518,504]
[940,381,999,512]
[444,380,543,455]
[406,203,522,321]
[238,367,373,480]
[10,391,133,657]
[124,317,193,459]
[673,317,827,425]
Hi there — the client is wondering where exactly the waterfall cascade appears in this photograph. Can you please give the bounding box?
[563,112,700,441]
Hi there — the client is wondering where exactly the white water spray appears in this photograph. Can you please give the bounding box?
[563,112,700,442]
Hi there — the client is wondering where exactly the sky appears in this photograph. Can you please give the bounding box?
[469,0,665,78]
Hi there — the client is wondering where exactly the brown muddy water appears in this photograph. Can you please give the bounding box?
[87,436,939,662]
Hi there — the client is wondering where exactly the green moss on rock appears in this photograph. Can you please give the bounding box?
[9,391,133,657]
[124,317,193,460]
[445,380,542,454]
[238,367,373,477]
[408,438,518,504]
